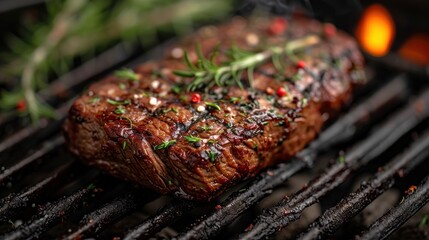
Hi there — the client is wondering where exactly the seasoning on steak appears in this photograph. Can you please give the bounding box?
[63,16,366,201]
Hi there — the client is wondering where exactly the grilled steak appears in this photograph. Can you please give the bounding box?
[63,16,365,201]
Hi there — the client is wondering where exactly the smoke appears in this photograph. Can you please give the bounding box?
[237,0,362,31]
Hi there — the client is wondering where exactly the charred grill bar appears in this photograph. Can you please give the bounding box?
[298,130,429,239]
[357,175,429,240]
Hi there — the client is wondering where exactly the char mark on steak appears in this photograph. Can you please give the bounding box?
[63,16,365,201]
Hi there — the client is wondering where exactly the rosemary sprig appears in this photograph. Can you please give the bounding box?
[0,0,233,122]
[174,35,320,92]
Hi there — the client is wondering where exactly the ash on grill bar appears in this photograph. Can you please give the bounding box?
[0,1,429,240]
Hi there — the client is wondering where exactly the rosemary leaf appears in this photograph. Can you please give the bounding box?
[173,70,195,78]
[205,101,221,111]
[184,51,197,70]
[114,68,140,81]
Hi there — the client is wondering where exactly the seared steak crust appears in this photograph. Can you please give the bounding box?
[63,17,365,200]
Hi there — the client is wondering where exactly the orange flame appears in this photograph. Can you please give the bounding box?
[356,4,395,57]
[399,34,429,65]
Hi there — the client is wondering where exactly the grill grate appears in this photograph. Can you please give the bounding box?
[1,42,429,240]
[358,175,429,240]
[239,87,429,239]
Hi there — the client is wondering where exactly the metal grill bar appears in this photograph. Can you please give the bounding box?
[124,200,194,240]
[64,191,157,240]
[0,136,64,183]
[0,161,72,221]
[239,88,429,240]
[297,130,429,239]
[2,186,95,240]
[178,158,308,240]
[0,119,61,154]
[357,175,429,240]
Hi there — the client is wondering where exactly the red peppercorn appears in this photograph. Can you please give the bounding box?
[267,17,287,36]
[191,93,201,103]
[323,23,337,38]
[16,99,26,112]
[276,87,287,97]
[296,60,306,69]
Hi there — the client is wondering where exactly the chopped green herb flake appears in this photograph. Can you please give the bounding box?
[90,96,100,104]
[114,105,127,115]
[230,97,242,103]
[118,83,127,90]
[171,85,181,94]
[262,121,268,125]
[277,121,285,126]
[332,58,341,68]
[107,99,130,105]
[167,180,172,186]
[184,135,201,143]
[120,116,134,128]
[238,112,245,117]
[301,98,308,107]
[122,140,127,150]
[154,140,176,150]
[205,101,221,111]
[162,108,177,114]
[208,139,216,145]
[87,183,96,190]
[206,150,218,163]
[338,154,345,164]
[114,68,139,81]
[198,125,213,131]
[419,215,429,228]
[253,143,258,151]
[291,72,302,81]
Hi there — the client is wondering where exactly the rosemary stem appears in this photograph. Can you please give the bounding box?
[21,0,87,122]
